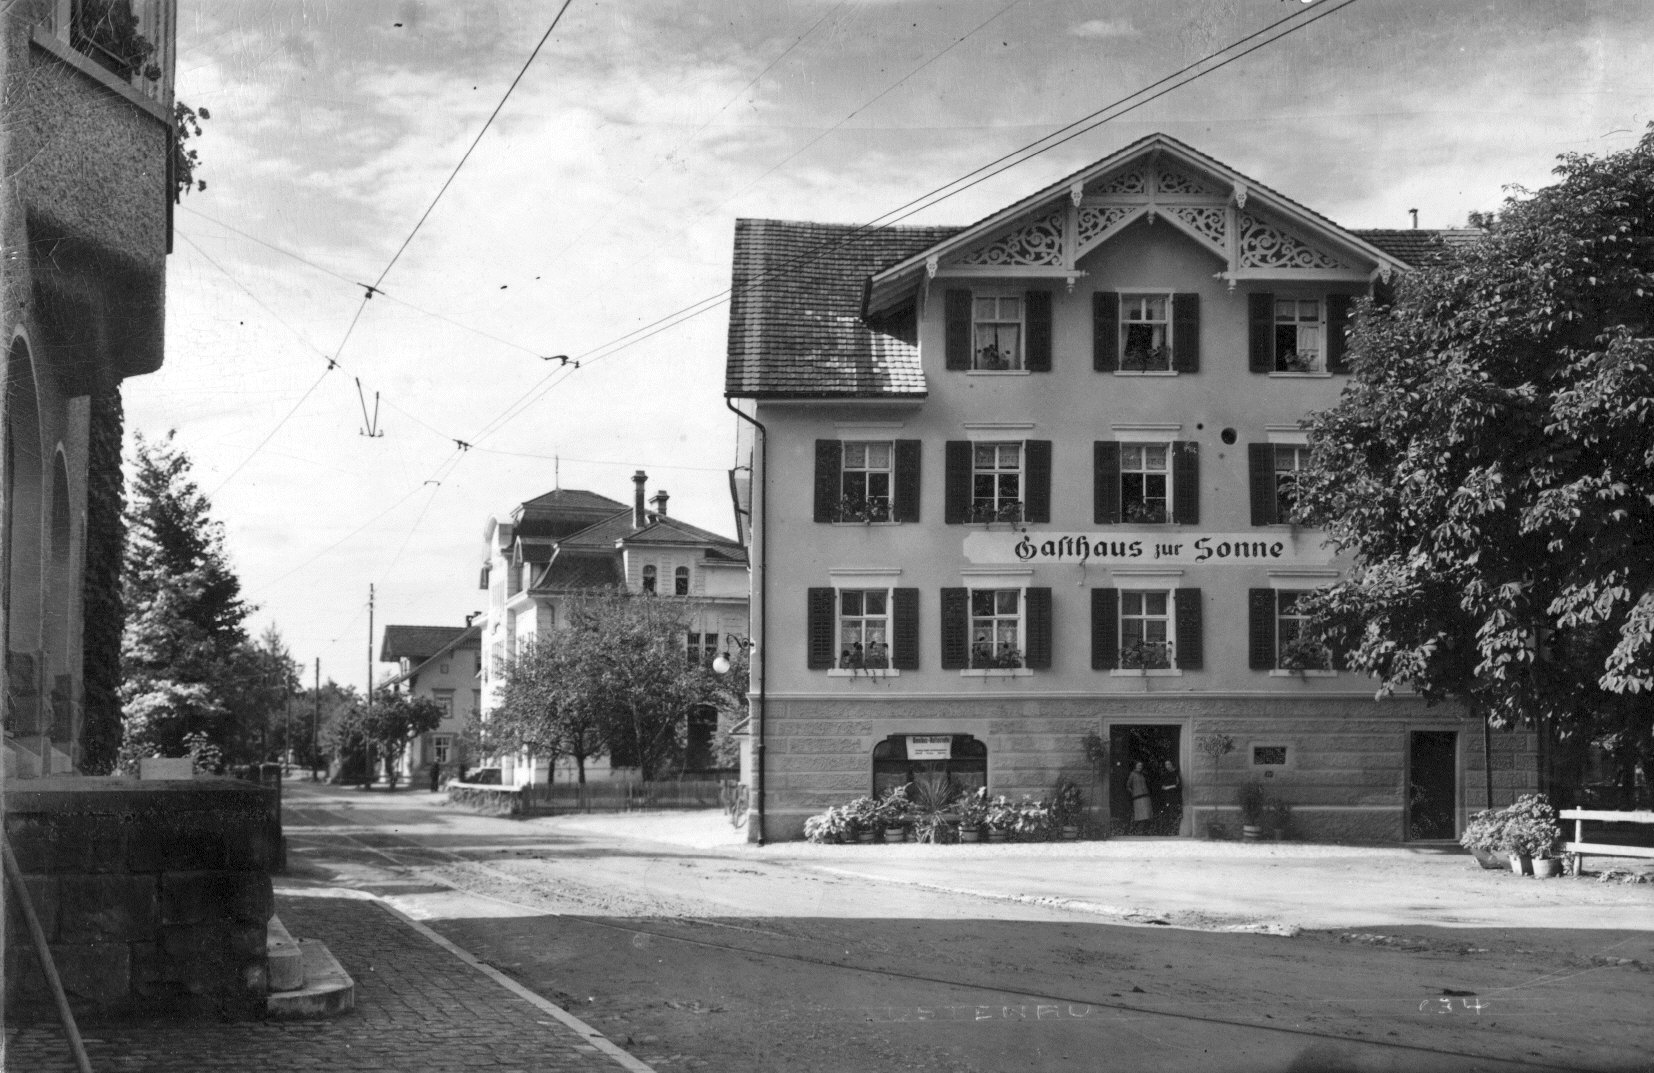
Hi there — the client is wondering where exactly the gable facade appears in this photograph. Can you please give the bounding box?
[727,135,1535,843]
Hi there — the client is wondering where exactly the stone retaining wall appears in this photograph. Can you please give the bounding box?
[446,781,526,816]
[4,777,280,1021]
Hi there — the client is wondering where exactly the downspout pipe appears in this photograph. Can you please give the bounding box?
[726,398,768,844]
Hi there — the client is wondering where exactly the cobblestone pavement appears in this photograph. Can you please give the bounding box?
[4,890,648,1073]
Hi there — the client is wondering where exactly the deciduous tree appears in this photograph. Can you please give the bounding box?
[1297,128,1654,804]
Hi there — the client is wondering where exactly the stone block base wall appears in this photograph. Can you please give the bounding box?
[446,782,526,816]
[4,777,280,1021]
[752,694,1538,843]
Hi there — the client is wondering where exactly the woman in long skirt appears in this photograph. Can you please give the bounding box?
[1128,761,1153,832]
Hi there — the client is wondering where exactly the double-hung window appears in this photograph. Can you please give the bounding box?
[687,631,719,666]
[431,735,452,764]
[1120,443,1170,524]
[675,566,690,595]
[1249,584,1337,673]
[972,295,1024,370]
[1274,299,1324,372]
[837,590,890,670]
[1248,441,1309,526]
[1119,590,1173,669]
[1119,294,1171,371]
[841,442,893,522]
[971,442,1022,523]
[969,589,1023,669]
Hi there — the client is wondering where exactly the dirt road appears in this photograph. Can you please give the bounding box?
[280,781,1654,1073]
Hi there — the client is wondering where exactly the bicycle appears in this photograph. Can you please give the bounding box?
[720,779,750,828]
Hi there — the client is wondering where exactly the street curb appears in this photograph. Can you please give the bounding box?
[364,895,657,1073]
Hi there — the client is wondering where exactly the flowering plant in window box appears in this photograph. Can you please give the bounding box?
[1120,345,1169,372]
[1277,350,1319,373]
[1278,636,1332,673]
[1123,502,1168,525]
[839,642,890,672]
[834,495,892,524]
[970,646,1023,670]
[965,500,1024,525]
[975,343,1015,370]
[1118,641,1171,670]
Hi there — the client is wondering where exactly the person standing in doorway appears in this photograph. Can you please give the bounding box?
[1128,761,1153,833]
[1157,759,1183,834]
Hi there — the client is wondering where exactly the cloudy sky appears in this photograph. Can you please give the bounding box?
[142,0,1650,690]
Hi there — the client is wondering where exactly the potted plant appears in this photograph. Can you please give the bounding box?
[875,786,912,842]
[1499,794,1560,876]
[908,772,961,844]
[1266,798,1292,841]
[957,787,989,842]
[1010,795,1053,842]
[803,804,853,844]
[844,795,881,844]
[984,794,1017,843]
[1458,807,1509,870]
[1238,781,1269,843]
[1119,641,1171,670]
[1052,778,1085,840]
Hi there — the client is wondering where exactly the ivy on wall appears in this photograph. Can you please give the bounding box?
[79,385,125,774]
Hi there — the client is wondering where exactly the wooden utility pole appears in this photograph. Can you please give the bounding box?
[313,658,321,781]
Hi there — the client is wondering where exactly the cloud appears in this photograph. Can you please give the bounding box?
[1069,18,1139,40]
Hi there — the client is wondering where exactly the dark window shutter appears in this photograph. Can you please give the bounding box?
[813,440,842,523]
[944,440,972,524]
[1248,589,1277,670]
[1023,440,1052,523]
[1172,292,1200,373]
[1326,293,1353,373]
[1175,587,1203,670]
[1248,443,1277,526]
[1025,290,1052,372]
[945,289,972,370]
[1025,587,1053,669]
[1091,588,1119,670]
[940,588,969,670]
[808,588,836,669]
[893,440,921,523]
[1094,441,1121,524]
[1172,441,1199,525]
[1093,291,1119,371]
[1248,292,1274,373]
[892,588,920,671]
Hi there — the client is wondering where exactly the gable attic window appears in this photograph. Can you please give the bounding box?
[945,289,1052,372]
[1092,292,1201,373]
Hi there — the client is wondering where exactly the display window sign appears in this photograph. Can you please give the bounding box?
[963,531,1335,566]
[907,735,954,760]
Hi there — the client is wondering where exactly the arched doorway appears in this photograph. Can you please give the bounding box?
[5,337,46,740]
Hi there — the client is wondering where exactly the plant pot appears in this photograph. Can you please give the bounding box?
[1060,825,1080,841]
[1241,824,1262,843]
[959,827,981,843]
[855,830,876,844]
[1469,846,1509,871]
[1510,852,1533,876]
[986,829,1007,843]
[890,827,909,843]
[1532,856,1562,879]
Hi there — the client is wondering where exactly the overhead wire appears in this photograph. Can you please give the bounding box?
[467,0,1362,444]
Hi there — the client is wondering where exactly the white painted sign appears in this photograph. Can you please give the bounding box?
[908,735,953,760]
[962,530,1336,566]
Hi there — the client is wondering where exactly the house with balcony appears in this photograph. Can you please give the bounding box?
[725,133,1535,843]
[477,472,748,786]
[378,622,482,783]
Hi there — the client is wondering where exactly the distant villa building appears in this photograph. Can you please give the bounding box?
[378,622,481,783]
[477,472,748,786]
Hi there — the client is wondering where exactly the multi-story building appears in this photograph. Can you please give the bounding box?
[378,622,482,783]
[725,133,1536,842]
[477,472,748,786]
[4,0,177,777]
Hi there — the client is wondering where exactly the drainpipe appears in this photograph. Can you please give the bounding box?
[725,398,767,844]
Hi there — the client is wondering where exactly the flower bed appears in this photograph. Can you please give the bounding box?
[803,784,1097,844]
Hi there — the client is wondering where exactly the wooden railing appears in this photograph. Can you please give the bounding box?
[1559,808,1654,876]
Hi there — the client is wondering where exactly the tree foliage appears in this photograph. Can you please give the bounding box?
[327,690,444,789]
[491,635,607,782]
[118,432,251,766]
[1297,128,1654,793]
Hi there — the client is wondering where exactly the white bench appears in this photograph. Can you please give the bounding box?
[1560,808,1654,876]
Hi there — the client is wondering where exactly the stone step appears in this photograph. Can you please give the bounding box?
[266,939,355,1019]
[267,915,304,992]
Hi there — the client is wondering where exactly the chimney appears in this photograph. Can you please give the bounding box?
[649,489,670,518]
[633,470,647,530]
[1409,208,1419,230]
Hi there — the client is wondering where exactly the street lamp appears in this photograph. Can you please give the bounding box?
[712,636,754,676]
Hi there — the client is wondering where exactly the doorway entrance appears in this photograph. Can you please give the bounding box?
[1109,724,1183,834]
[1407,731,1458,840]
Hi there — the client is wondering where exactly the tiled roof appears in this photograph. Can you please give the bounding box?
[725,218,960,399]
[380,624,471,662]
[520,488,629,513]
[533,553,623,592]
[557,509,639,548]
[627,517,744,554]
[1350,229,1483,267]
